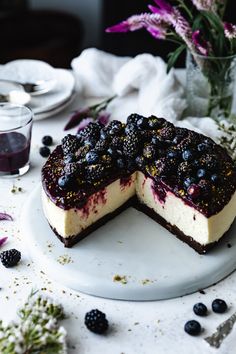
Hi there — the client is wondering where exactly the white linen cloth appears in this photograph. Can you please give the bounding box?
[71,48,223,142]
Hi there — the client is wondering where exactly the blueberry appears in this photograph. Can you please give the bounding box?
[42,135,53,146]
[100,129,108,140]
[211,174,220,184]
[197,143,208,152]
[193,303,208,316]
[197,169,206,178]
[58,175,74,189]
[137,117,148,129]
[64,153,76,163]
[39,146,50,158]
[117,158,125,169]
[86,151,100,164]
[182,150,194,161]
[107,147,119,158]
[184,320,201,336]
[84,138,97,148]
[212,299,228,313]
[167,150,179,159]
[184,177,196,188]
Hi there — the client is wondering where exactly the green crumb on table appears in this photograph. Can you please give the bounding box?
[141,279,153,285]
[11,185,23,193]
[57,254,73,265]
[113,274,128,284]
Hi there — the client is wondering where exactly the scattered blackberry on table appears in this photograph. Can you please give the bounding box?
[42,135,53,146]
[39,146,50,158]
[86,150,100,164]
[184,320,201,336]
[193,303,208,316]
[212,299,228,313]
[123,132,139,157]
[0,249,21,268]
[58,174,75,189]
[85,309,109,334]
[62,134,79,155]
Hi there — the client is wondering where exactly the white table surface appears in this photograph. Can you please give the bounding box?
[1,91,236,354]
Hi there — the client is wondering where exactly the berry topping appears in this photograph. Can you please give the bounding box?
[64,153,76,164]
[58,174,75,189]
[137,117,148,129]
[86,164,108,182]
[182,149,194,161]
[108,120,123,135]
[193,303,208,316]
[117,158,125,169]
[127,113,142,125]
[86,151,100,164]
[0,249,21,268]
[197,142,209,152]
[184,177,196,188]
[187,184,201,199]
[211,174,220,184]
[42,135,53,146]
[62,134,79,155]
[135,155,146,168]
[143,145,156,159]
[85,309,109,334]
[184,320,201,336]
[123,133,139,157]
[39,146,50,158]
[212,299,228,313]
[197,169,207,179]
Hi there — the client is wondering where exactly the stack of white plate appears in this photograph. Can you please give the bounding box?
[0,60,76,120]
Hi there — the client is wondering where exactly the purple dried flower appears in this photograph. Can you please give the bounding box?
[192,30,210,56]
[0,212,13,221]
[224,22,236,39]
[64,107,90,131]
[77,118,94,133]
[106,13,168,39]
[97,111,110,126]
[0,237,8,247]
[153,0,173,13]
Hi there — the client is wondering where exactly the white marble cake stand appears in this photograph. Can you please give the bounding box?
[21,185,236,301]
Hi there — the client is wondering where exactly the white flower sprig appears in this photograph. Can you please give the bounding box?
[217,121,236,162]
[0,291,67,354]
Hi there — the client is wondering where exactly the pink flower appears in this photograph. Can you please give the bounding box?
[0,237,8,247]
[0,212,13,221]
[224,22,236,39]
[106,13,168,40]
[192,30,210,56]
[77,118,94,133]
[64,108,90,131]
[97,111,110,125]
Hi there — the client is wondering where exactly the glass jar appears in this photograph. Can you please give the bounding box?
[186,51,236,121]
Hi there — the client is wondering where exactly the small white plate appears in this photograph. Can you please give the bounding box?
[0,60,75,118]
[21,185,236,301]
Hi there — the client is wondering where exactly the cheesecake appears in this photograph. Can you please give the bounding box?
[42,115,236,253]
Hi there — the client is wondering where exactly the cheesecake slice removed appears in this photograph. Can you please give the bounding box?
[42,115,236,253]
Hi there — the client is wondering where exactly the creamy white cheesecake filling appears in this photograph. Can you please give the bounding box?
[42,174,136,238]
[136,172,236,246]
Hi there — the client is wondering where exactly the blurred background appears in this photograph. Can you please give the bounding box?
[0,0,235,68]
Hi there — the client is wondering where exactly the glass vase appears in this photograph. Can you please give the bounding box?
[186,51,236,121]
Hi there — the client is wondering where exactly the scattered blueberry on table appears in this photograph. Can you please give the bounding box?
[39,146,51,158]
[42,135,53,146]
[184,320,201,336]
[193,302,208,316]
[212,299,228,313]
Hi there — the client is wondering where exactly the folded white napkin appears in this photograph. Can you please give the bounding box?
[71,48,224,142]
[71,48,186,123]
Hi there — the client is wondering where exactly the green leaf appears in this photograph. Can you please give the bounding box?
[167,45,186,73]
[201,11,224,33]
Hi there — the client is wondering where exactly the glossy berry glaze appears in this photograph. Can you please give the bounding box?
[0,132,30,172]
[42,115,236,217]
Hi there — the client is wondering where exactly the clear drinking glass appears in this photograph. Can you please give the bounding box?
[186,51,236,121]
[0,103,33,177]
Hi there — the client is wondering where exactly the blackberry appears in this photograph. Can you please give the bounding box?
[137,117,149,129]
[193,303,208,317]
[159,125,175,140]
[79,122,100,140]
[167,149,179,159]
[111,136,123,150]
[107,147,119,158]
[127,113,143,125]
[62,134,79,155]
[184,320,201,336]
[95,140,108,153]
[85,309,109,334]
[64,162,80,176]
[86,164,108,182]
[173,128,188,144]
[123,132,139,157]
[143,145,156,159]
[39,146,50,158]
[148,116,161,129]
[116,158,125,169]
[84,137,97,148]
[125,124,137,135]
[151,136,163,147]
[42,135,53,146]
[178,162,190,176]
[107,120,123,135]
[212,299,228,313]
[200,154,218,171]
[64,153,76,164]
[155,157,175,176]
[135,155,146,169]
[0,249,21,268]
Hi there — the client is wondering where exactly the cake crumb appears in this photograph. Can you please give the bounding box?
[199,289,206,295]
[113,274,127,284]
[141,278,153,285]
[227,243,232,248]
[57,254,73,265]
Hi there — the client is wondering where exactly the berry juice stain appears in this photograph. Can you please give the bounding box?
[0,132,30,172]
